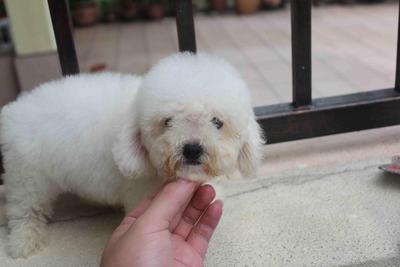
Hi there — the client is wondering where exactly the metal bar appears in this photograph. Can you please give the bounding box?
[0,154,3,184]
[175,0,197,53]
[255,88,400,144]
[290,0,312,106]
[396,3,400,91]
[48,0,80,76]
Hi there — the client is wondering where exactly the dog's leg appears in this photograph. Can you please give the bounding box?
[4,173,58,258]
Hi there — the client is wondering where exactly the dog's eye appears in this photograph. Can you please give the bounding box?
[164,117,172,127]
[211,117,223,129]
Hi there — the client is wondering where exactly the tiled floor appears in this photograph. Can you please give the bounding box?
[75,2,398,107]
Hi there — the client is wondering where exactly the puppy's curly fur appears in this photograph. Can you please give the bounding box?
[0,53,264,258]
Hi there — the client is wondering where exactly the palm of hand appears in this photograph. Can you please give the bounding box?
[101,182,222,267]
[171,231,208,267]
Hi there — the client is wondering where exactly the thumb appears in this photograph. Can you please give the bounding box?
[134,179,198,232]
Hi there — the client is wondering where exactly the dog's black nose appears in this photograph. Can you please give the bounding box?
[183,143,203,162]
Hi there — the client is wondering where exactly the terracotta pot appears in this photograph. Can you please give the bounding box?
[235,0,260,14]
[147,4,165,20]
[211,0,227,11]
[72,2,98,27]
[263,0,282,8]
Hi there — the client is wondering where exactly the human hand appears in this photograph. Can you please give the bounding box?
[101,180,223,267]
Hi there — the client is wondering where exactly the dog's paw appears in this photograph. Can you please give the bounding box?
[7,220,48,258]
[7,233,47,258]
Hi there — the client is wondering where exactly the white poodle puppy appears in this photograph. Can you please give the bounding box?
[0,52,264,258]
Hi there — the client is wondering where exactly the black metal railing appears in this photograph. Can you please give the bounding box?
[396,3,400,91]
[48,0,400,145]
[290,0,312,107]
[48,0,79,75]
[176,0,197,53]
[0,0,397,184]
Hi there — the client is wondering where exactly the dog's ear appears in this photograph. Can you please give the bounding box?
[238,116,264,178]
[112,122,150,179]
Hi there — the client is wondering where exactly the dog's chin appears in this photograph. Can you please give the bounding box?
[176,164,211,182]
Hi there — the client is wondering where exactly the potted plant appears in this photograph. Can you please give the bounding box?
[117,0,142,21]
[0,0,6,19]
[235,0,260,14]
[69,0,98,26]
[0,0,12,53]
[99,0,118,22]
[210,0,227,12]
[147,0,166,21]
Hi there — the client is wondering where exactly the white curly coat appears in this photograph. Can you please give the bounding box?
[0,53,264,258]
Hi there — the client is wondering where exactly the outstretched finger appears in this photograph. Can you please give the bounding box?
[134,179,199,232]
[173,184,216,239]
[186,200,223,259]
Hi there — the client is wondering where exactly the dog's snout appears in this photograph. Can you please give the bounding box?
[183,143,203,162]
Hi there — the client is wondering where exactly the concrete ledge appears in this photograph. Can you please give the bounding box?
[1,157,400,266]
